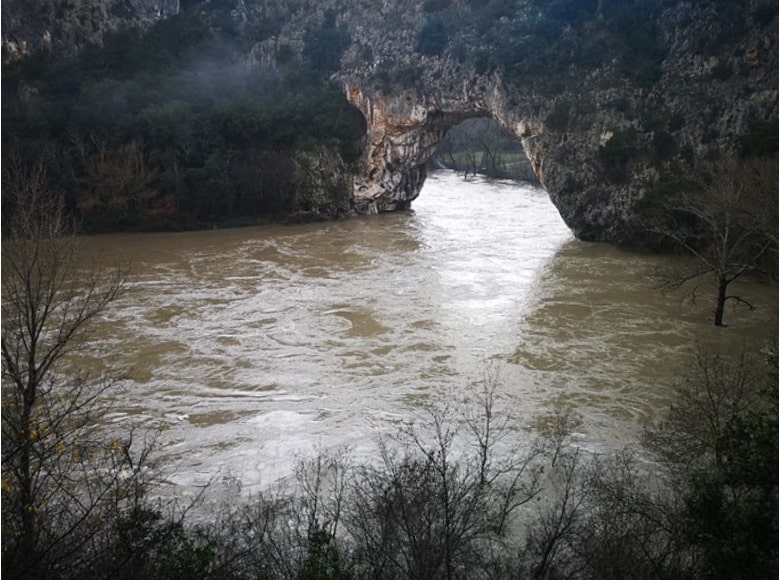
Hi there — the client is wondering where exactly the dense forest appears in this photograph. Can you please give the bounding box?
[2,1,365,231]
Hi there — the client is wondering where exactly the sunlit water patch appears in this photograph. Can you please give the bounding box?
[82,171,776,491]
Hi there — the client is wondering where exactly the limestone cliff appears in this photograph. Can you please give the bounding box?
[4,0,778,243]
[2,0,179,60]
[324,0,778,243]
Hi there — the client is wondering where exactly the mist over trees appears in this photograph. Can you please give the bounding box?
[2,2,365,232]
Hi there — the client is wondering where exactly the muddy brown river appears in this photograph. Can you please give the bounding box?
[83,171,777,491]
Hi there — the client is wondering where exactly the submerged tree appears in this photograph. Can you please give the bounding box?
[1,161,155,579]
[654,156,777,326]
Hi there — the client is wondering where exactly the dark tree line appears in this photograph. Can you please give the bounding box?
[2,1,365,232]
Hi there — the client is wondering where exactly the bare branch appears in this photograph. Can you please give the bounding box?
[647,156,776,325]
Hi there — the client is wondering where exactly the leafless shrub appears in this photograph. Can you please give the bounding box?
[574,452,688,580]
[343,368,546,580]
[1,162,158,580]
[643,348,760,480]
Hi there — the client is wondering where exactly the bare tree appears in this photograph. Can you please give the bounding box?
[653,158,775,326]
[575,452,688,580]
[1,162,153,579]
[431,118,536,182]
[344,370,545,580]
[522,446,586,580]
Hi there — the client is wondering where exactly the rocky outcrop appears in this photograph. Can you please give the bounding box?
[4,0,778,243]
[240,0,778,243]
[346,84,487,214]
[331,1,779,243]
[2,0,178,60]
[292,145,354,220]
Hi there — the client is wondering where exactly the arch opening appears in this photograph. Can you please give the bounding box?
[428,117,540,185]
[346,86,547,219]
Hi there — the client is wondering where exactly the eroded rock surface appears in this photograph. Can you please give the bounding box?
[252,0,776,243]
[331,1,779,242]
[2,0,179,60]
[4,0,779,243]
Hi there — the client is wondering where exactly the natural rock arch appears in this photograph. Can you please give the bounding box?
[3,0,777,245]
[345,82,561,231]
[347,86,487,213]
[329,1,779,246]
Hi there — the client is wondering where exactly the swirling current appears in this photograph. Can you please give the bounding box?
[84,171,776,491]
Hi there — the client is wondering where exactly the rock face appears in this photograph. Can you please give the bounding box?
[345,84,487,214]
[2,0,179,60]
[330,1,779,243]
[4,0,779,243]
[252,0,778,243]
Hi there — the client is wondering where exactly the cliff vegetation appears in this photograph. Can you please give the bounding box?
[2,1,365,231]
[2,0,778,238]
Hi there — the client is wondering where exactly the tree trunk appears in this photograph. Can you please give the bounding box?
[714,276,727,326]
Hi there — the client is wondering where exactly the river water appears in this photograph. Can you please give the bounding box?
[86,171,776,491]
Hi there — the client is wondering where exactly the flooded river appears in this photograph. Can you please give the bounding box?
[85,171,777,491]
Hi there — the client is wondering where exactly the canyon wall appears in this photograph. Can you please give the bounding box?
[3,0,778,242]
[328,0,779,242]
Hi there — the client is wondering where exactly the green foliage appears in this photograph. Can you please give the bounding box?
[376,64,424,91]
[423,0,451,13]
[545,101,571,131]
[544,0,599,25]
[690,0,748,55]
[668,112,686,132]
[681,353,779,579]
[710,61,733,81]
[611,9,666,86]
[702,127,720,144]
[152,533,221,580]
[719,350,779,493]
[298,525,354,580]
[473,48,491,75]
[652,129,675,161]
[303,18,352,75]
[754,3,778,26]
[639,347,779,579]
[2,4,365,232]
[641,175,692,210]
[488,0,668,90]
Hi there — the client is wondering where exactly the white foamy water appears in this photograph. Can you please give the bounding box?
[85,171,775,491]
